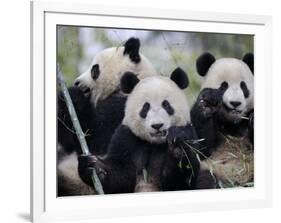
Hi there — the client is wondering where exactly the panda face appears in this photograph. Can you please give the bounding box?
[201,58,254,122]
[138,98,175,143]
[122,73,190,144]
[74,38,157,105]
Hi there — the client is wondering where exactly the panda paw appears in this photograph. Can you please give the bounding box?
[78,155,107,186]
[197,88,223,118]
[167,125,196,145]
[195,170,217,189]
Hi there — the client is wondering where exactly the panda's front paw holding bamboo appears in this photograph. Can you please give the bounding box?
[197,88,223,118]
[167,125,193,144]
[167,125,198,159]
[78,155,107,187]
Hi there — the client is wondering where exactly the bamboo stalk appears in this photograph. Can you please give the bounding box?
[57,69,104,194]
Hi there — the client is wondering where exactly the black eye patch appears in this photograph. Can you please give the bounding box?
[240,81,250,98]
[91,64,100,80]
[162,100,174,116]
[219,81,228,91]
[139,102,150,119]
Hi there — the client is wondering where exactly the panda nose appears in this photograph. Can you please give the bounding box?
[74,80,90,94]
[230,101,241,108]
[74,80,80,87]
[151,123,163,130]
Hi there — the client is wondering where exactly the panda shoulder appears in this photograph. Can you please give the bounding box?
[59,87,93,113]
[107,125,140,154]
[58,86,95,125]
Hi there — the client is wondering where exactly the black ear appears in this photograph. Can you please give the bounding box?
[196,52,216,76]
[170,67,189,89]
[121,72,140,94]
[242,53,254,74]
[123,37,141,63]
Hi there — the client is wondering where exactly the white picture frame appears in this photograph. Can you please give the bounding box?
[31,1,272,222]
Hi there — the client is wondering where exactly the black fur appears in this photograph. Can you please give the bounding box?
[167,125,198,146]
[170,67,189,89]
[123,37,141,63]
[242,53,254,74]
[190,88,222,156]
[248,110,254,144]
[78,124,200,194]
[57,87,127,158]
[196,52,216,76]
[219,81,228,91]
[57,87,95,158]
[87,92,127,155]
[240,81,250,98]
[195,170,217,189]
[162,100,174,116]
[139,102,150,119]
[120,72,140,94]
[91,64,100,80]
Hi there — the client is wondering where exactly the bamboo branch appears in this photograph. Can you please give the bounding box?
[57,68,104,194]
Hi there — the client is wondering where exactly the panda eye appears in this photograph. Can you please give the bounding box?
[139,102,150,119]
[240,81,250,98]
[91,64,100,80]
[162,100,174,116]
[219,81,228,91]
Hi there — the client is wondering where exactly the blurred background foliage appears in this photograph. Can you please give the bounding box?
[57,25,253,104]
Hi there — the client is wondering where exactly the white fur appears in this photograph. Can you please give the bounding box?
[75,46,157,105]
[123,76,190,144]
[201,58,254,120]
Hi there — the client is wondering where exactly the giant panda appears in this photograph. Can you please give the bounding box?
[78,68,201,194]
[191,52,254,189]
[57,37,157,196]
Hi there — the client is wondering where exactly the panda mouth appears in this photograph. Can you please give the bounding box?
[150,130,167,138]
[223,103,242,114]
[74,83,92,98]
[229,109,242,114]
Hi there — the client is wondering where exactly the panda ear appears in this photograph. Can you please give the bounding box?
[242,53,254,74]
[121,72,140,94]
[124,37,141,63]
[196,52,216,76]
[170,67,189,89]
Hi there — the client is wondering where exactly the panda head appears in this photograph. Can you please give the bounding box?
[74,37,157,105]
[196,52,254,123]
[121,68,190,144]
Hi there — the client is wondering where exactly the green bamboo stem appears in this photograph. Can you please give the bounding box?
[57,69,104,195]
